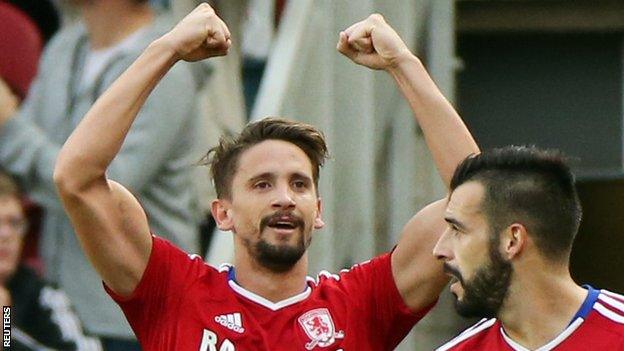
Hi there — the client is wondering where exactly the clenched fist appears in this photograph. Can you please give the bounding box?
[337,14,413,70]
[160,3,231,62]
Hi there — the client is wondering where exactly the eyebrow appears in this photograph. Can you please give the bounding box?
[247,172,276,185]
[444,216,467,231]
[290,172,313,182]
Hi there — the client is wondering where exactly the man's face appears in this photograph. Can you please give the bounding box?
[217,140,324,272]
[0,196,25,284]
[433,181,512,318]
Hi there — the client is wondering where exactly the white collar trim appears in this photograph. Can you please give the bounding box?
[500,317,584,351]
[227,275,312,311]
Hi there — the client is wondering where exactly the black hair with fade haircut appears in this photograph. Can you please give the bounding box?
[450,145,582,261]
[201,117,329,199]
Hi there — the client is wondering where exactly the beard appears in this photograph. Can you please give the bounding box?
[249,210,311,273]
[446,234,513,319]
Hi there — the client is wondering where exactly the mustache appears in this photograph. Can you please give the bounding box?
[259,210,305,232]
[443,263,465,285]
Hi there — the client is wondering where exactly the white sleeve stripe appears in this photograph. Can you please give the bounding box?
[601,290,624,303]
[40,286,103,351]
[598,294,624,314]
[435,318,497,351]
[594,302,624,324]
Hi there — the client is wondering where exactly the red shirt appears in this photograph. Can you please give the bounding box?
[106,236,433,350]
[436,287,624,351]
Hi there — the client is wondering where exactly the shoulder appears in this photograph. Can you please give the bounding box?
[8,265,45,295]
[151,236,219,278]
[42,22,85,57]
[313,254,390,286]
[591,289,624,335]
[436,318,499,351]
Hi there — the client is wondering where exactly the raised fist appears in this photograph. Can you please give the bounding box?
[337,14,413,70]
[161,3,231,62]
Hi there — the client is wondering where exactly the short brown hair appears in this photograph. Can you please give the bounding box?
[202,118,329,199]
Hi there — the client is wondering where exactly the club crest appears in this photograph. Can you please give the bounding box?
[298,308,345,350]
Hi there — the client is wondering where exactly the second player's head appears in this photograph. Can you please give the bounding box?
[205,118,329,272]
[433,145,582,318]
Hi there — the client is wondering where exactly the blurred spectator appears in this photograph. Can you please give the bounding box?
[4,0,61,44]
[241,0,275,118]
[0,2,43,99]
[0,171,101,351]
[240,0,287,118]
[0,1,206,349]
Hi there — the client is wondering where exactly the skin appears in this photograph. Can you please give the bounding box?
[434,181,587,349]
[0,195,27,308]
[212,140,324,300]
[0,196,25,286]
[434,182,491,303]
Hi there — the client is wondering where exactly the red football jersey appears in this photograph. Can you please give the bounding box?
[105,236,433,350]
[436,287,624,351]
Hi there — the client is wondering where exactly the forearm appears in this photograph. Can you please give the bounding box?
[55,38,179,189]
[388,55,479,187]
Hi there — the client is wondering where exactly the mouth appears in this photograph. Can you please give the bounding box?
[261,212,304,235]
[443,263,464,291]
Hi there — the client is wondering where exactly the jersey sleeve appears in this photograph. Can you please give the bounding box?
[104,235,209,343]
[337,252,435,348]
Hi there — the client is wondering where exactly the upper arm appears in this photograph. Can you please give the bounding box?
[391,199,449,311]
[57,178,152,297]
[106,62,198,192]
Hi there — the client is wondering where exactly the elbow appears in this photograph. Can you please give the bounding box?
[53,160,78,196]
[53,153,102,196]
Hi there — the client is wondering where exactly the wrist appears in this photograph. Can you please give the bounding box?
[149,35,182,65]
[386,52,421,75]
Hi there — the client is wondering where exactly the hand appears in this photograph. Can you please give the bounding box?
[160,3,231,62]
[337,14,414,70]
[0,78,18,126]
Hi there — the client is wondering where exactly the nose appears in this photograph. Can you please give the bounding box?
[271,183,296,210]
[432,228,452,261]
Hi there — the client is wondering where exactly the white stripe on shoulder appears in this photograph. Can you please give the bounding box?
[316,270,340,282]
[594,302,624,324]
[601,290,624,303]
[218,263,233,273]
[436,318,497,351]
[598,292,624,314]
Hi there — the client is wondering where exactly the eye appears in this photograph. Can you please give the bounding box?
[254,181,271,190]
[292,180,306,189]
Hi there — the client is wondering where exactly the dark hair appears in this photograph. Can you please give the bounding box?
[201,118,329,199]
[450,146,582,261]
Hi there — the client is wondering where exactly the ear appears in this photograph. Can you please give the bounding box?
[501,223,527,260]
[313,197,325,229]
[211,199,234,231]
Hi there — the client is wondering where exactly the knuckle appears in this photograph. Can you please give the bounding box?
[370,13,384,22]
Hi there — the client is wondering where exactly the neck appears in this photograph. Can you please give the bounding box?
[498,264,587,349]
[80,0,153,49]
[233,245,309,303]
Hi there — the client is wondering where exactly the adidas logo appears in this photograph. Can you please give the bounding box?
[214,313,245,334]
